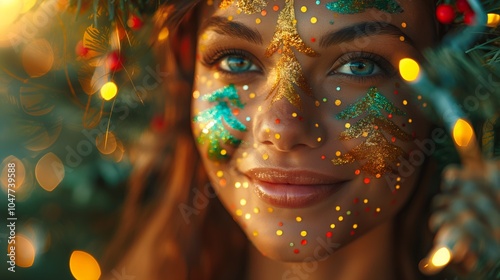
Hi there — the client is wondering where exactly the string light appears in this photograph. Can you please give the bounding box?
[399,58,420,82]
[69,251,101,280]
[486,13,500,27]
[452,118,474,147]
[100,82,118,101]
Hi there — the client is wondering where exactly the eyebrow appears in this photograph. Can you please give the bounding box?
[319,22,414,48]
[201,16,263,45]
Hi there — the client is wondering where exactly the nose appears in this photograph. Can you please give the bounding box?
[254,98,326,152]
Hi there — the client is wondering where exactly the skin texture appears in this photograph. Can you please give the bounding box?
[191,0,436,278]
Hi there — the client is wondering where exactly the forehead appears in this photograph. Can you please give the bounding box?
[199,0,436,50]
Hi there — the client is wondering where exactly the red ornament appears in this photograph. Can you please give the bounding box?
[463,11,475,25]
[128,15,143,30]
[436,4,456,24]
[106,51,123,71]
[456,0,472,13]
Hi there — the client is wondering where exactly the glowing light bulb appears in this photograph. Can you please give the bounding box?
[430,247,451,267]
[487,13,500,27]
[452,118,474,147]
[100,82,118,101]
[399,58,420,82]
[69,251,101,280]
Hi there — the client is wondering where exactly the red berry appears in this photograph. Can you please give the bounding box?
[456,0,472,13]
[106,51,123,71]
[436,4,456,24]
[464,11,475,25]
[75,40,88,57]
[127,15,143,30]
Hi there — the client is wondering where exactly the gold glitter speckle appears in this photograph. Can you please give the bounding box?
[335,151,341,157]
[353,224,358,229]
[256,18,261,24]
[235,182,241,188]
[267,207,274,213]
[376,207,381,212]
[240,199,247,206]
[243,182,249,188]
[335,206,341,211]
[310,17,318,23]
[193,90,200,99]
[216,171,224,177]
[403,100,408,105]
[335,99,342,106]
[330,223,336,229]
[363,199,369,204]
[338,216,344,221]
[220,149,227,156]
[236,209,243,216]
[276,229,283,236]
[301,6,307,12]
[401,22,407,28]
[253,207,260,214]
[292,112,298,117]
[263,153,269,160]
[399,36,405,42]
[253,231,259,236]
[245,213,251,220]
[275,133,281,139]
[317,137,322,142]
[296,216,302,222]
[249,93,256,99]
[300,230,307,237]
[345,123,351,129]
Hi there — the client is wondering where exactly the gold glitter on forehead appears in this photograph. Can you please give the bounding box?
[265,0,319,109]
[219,0,268,14]
[332,87,412,176]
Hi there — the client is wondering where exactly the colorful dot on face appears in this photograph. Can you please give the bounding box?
[273,5,279,11]
[301,6,307,12]
[293,249,300,254]
[227,15,233,21]
[346,211,351,215]
[399,36,405,42]
[278,222,283,226]
[301,239,308,245]
[336,86,341,91]
[267,207,274,213]
[321,155,326,160]
[363,178,370,184]
[353,224,358,229]
[335,206,340,211]
[326,231,333,238]
[289,242,294,247]
[335,151,341,157]
[245,213,251,220]
[322,97,327,102]
[249,93,256,98]
[355,169,361,175]
[246,117,251,122]
[330,223,335,229]
[335,99,342,106]
[315,100,320,107]
[261,10,267,16]
[363,199,369,204]
[338,216,344,221]
[317,137,322,142]
[236,209,243,216]
[310,17,318,24]
[296,216,302,222]
[254,207,260,214]
[263,153,269,160]
[253,231,259,236]
[292,112,298,117]
[275,118,281,124]
[345,123,351,128]
[216,171,224,177]
[401,22,407,28]
[275,133,281,139]
[255,18,261,24]
[193,90,200,99]
[276,230,283,236]
[220,149,227,156]
[311,37,316,43]
[240,199,247,206]
[376,208,381,212]
[300,230,307,237]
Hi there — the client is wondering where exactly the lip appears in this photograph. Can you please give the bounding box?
[245,168,348,208]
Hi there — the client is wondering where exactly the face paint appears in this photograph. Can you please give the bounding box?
[332,87,412,176]
[219,0,268,14]
[326,0,403,14]
[265,0,319,110]
[193,84,247,161]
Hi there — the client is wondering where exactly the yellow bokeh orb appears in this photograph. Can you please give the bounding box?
[487,13,500,28]
[69,250,101,280]
[430,247,451,267]
[453,118,474,147]
[399,58,420,82]
[100,82,118,101]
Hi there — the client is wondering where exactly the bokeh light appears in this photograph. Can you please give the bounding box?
[487,13,500,27]
[0,0,22,30]
[35,152,65,192]
[69,250,101,280]
[21,39,55,78]
[96,132,118,155]
[431,247,451,267]
[100,81,118,101]
[15,234,36,268]
[452,118,474,147]
[1,155,26,192]
[399,58,420,82]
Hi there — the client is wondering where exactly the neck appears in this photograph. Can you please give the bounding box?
[247,220,397,280]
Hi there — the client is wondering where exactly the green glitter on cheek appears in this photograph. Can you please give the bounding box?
[193,84,247,161]
[325,0,403,14]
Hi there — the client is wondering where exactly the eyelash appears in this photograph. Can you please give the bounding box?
[201,48,262,77]
[330,52,395,82]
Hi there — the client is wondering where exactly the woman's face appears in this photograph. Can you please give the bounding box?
[192,0,435,261]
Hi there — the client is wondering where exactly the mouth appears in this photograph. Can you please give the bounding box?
[245,168,349,209]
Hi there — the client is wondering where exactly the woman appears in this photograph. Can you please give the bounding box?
[102,0,500,279]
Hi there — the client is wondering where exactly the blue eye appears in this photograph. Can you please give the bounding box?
[219,55,260,73]
[335,59,381,76]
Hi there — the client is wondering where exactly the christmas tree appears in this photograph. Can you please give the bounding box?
[332,87,412,176]
[265,0,319,110]
[194,84,247,161]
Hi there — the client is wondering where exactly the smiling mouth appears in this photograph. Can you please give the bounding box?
[244,168,349,208]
